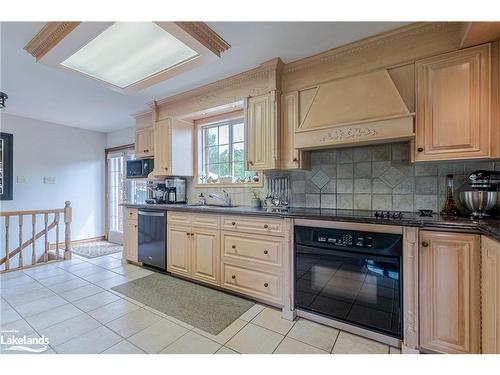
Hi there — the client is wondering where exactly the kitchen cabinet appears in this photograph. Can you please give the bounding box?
[415,43,495,161]
[134,127,154,159]
[166,225,191,277]
[280,91,310,170]
[149,118,193,178]
[123,208,138,263]
[481,235,500,354]
[245,91,279,171]
[419,231,481,354]
[191,228,219,285]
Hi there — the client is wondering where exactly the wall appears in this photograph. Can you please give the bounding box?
[0,113,106,268]
[106,126,134,149]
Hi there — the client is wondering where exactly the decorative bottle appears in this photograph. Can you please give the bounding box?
[440,174,460,216]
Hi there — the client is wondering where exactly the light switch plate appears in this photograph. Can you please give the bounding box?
[43,176,56,184]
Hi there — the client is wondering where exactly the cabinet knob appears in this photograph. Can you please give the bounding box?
[144,149,148,153]
[422,241,429,247]
[231,221,236,226]
[232,245,236,249]
[264,283,268,288]
[231,275,236,279]
[248,161,254,165]
[264,250,268,255]
[263,224,269,229]
[293,158,298,162]
[191,233,194,237]
[165,167,169,170]
[417,147,424,152]
[134,225,137,228]
[186,232,190,236]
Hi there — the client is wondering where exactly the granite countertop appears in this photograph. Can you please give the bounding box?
[121,202,500,242]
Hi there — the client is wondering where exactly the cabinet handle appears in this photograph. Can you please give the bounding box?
[422,241,429,247]
[232,245,236,249]
[231,221,236,226]
[264,283,268,288]
[263,224,269,229]
[417,147,424,152]
[264,250,268,255]
[231,275,236,279]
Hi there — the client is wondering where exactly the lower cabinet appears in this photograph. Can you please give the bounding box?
[123,208,138,263]
[419,230,481,354]
[191,227,219,285]
[481,235,500,354]
[167,225,192,277]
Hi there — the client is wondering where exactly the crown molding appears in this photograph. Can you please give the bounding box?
[283,22,459,74]
[24,22,81,61]
[174,22,230,57]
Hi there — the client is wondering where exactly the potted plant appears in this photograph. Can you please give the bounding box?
[246,186,262,208]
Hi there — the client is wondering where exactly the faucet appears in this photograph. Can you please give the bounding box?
[208,190,231,206]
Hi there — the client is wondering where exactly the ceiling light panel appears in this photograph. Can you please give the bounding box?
[61,22,199,88]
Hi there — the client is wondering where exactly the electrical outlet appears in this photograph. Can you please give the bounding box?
[16,176,26,184]
[43,176,56,184]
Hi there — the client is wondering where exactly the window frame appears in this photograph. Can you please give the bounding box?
[194,114,262,188]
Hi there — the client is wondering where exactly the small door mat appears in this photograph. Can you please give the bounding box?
[71,241,122,258]
[112,273,254,335]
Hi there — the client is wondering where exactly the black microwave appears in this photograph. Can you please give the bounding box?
[126,158,154,178]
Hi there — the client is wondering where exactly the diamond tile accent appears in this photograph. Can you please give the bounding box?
[310,170,330,190]
[379,166,406,188]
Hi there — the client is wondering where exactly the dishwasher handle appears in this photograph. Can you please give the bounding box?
[138,210,165,217]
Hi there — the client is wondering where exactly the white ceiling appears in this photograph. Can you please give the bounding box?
[1,21,409,133]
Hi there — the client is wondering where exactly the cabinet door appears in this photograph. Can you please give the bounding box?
[167,225,191,276]
[481,236,500,354]
[419,231,480,353]
[415,44,491,161]
[135,127,154,159]
[124,221,138,263]
[191,227,219,286]
[245,92,278,170]
[152,118,172,177]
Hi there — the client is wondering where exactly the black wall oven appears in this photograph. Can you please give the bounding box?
[294,225,403,339]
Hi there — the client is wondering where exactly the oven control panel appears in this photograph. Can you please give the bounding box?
[316,232,373,248]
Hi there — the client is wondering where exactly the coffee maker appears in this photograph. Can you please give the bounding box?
[165,177,186,204]
[458,170,500,218]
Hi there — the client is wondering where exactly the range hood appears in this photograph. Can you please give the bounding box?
[293,67,415,150]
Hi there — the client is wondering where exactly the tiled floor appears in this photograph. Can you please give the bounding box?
[0,252,402,354]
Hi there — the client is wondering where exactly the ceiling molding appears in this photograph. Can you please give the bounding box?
[460,22,500,48]
[24,22,81,61]
[174,22,230,57]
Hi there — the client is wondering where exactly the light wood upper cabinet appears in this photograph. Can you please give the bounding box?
[280,91,310,170]
[191,227,219,286]
[481,235,500,354]
[150,118,193,178]
[134,127,154,159]
[167,225,191,277]
[415,43,494,161]
[419,231,481,354]
[245,91,279,171]
[123,208,138,263]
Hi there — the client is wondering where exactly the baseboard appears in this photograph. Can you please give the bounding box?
[49,235,105,250]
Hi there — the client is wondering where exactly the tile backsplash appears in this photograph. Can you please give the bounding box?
[187,141,500,213]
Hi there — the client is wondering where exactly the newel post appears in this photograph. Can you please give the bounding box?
[64,201,72,260]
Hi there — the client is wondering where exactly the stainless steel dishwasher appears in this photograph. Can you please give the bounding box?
[138,210,166,270]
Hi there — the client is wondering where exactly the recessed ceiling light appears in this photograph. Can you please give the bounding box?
[61,22,199,89]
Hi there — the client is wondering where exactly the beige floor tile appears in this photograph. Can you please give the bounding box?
[193,318,247,345]
[106,308,162,338]
[160,331,221,354]
[87,256,119,265]
[0,308,22,326]
[109,252,123,260]
[274,337,329,354]
[47,278,90,294]
[215,346,240,354]
[88,298,140,324]
[128,319,188,353]
[54,325,122,354]
[94,275,131,289]
[390,346,401,354]
[125,269,154,280]
[226,323,284,354]
[332,332,389,354]
[98,259,124,270]
[238,304,265,322]
[16,295,67,318]
[72,291,121,312]
[102,340,145,354]
[0,318,34,335]
[80,269,120,283]
[24,267,67,280]
[56,258,85,268]
[1,280,42,298]
[109,264,142,275]
[70,264,106,277]
[4,286,54,306]
[59,284,104,302]
[37,313,101,347]
[37,273,79,286]
[25,303,83,330]
[287,319,339,352]
[1,270,30,281]
[251,307,295,335]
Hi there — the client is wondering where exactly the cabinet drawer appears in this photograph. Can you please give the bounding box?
[221,216,284,236]
[222,263,283,304]
[124,208,138,222]
[167,211,192,226]
[222,232,282,267]
[192,214,220,229]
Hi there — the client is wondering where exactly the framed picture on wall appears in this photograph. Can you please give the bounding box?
[0,132,13,200]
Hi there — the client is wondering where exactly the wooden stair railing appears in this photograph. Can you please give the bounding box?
[1,201,72,273]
